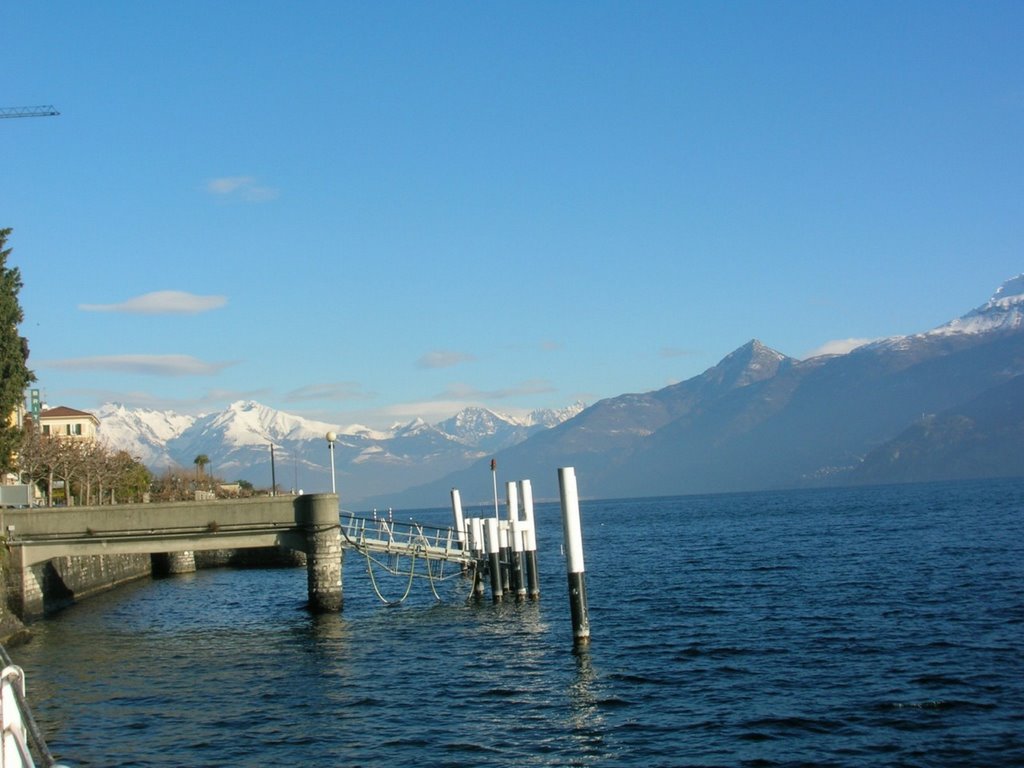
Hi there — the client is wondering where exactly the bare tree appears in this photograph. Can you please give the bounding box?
[50,438,88,506]
[18,428,63,506]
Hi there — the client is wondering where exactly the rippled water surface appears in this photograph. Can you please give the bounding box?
[13,479,1024,767]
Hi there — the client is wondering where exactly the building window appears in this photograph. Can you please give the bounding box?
[65,424,83,436]
[42,425,50,436]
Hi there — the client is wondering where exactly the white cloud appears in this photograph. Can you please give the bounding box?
[804,338,876,358]
[416,350,477,369]
[79,290,227,315]
[207,175,279,202]
[42,354,236,377]
[436,379,555,400]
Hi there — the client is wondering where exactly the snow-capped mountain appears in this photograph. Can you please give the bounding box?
[867,274,1024,353]
[434,403,585,451]
[96,400,583,504]
[929,274,1024,337]
[95,403,196,469]
[374,273,1024,507]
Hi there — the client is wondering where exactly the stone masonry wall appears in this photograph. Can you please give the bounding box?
[16,553,152,620]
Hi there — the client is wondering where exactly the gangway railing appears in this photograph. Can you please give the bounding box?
[339,513,473,565]
[0,645,67,768]
[339,513,475,605]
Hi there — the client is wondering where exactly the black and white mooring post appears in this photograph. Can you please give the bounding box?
[505,481,526,600]
[518,479,540,600]
[484,516,504,603]
[511,519,527,600]
[558,466,590,649]
[470,516,486,598]
[498,521,512,592]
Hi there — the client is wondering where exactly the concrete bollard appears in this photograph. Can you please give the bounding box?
[296,493,343,613]
[519,479,540,600]
[558,467,590,649]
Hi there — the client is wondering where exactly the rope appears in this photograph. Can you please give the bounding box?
[365,548,417,606]
[339,512,470,604]
[422,546,443,602]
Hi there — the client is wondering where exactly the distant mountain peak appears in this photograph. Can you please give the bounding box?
[993,274,1024,302]
[705,339,791,390]
[927,274,1024,338]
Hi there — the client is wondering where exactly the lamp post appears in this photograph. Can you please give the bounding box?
[269,443,276,497]
[326,431,337,494]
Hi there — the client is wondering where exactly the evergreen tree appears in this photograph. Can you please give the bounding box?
[0,228,35,476]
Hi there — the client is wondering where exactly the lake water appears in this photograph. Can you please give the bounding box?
[12,478,1024,767]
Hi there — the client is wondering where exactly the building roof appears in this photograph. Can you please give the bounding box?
[39,406,99,422]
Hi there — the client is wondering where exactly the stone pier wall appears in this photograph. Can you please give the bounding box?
[2,493,341,626]
[8,552,153,621]
[6,547,308,623]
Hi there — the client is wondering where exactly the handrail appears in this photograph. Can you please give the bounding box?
[0,645,63,768]
[10,520,296,543]
[340,512,465,557]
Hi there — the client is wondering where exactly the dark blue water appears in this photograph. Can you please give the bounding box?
[13,479,1024,767]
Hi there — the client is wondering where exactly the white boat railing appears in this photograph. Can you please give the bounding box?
[0,646,65,768]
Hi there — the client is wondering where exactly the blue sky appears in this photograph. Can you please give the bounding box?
[3,1,1022,429]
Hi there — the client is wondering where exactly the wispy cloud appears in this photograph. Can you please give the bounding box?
[416,350,477,369]
[79,290,227,315]
[42,354,236,377]
[435,379,555,400]
[804,338,877,358]
[62,386,269,416]
[206,175,279,202]
[285,382,376,402]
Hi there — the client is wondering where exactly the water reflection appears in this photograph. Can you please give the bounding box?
[563,650,617,765]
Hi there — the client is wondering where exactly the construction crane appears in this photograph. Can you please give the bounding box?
[0,105,60,119]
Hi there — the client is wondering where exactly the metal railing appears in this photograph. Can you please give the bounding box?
[0,645,65,768]
[340,512,470,563]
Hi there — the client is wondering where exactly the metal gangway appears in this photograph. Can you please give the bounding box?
[339,512,473,605]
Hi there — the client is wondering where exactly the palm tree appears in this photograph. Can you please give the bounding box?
[194,454,210,481]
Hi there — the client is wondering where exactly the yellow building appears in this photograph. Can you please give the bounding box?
[37,406,100,440]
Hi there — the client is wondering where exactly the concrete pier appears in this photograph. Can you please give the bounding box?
[296,493,344,613]
[151,550,197,577]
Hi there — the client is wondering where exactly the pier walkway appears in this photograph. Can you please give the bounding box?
[3,494,470,619]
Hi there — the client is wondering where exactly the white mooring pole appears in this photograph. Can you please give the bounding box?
[484,516,504,603]
[470,517,486,598]
[490,458,499,519]
[519,479,540,600]
[450,488,466,549]
[558,466,590,650]
[505,481,522,595]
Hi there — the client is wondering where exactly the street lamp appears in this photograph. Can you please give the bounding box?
[326,431,337,494]
[269,443,276,497]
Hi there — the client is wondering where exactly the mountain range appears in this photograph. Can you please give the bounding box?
[98,275,1024,509]
[96,399,585,505]
[360,275,1024,508]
